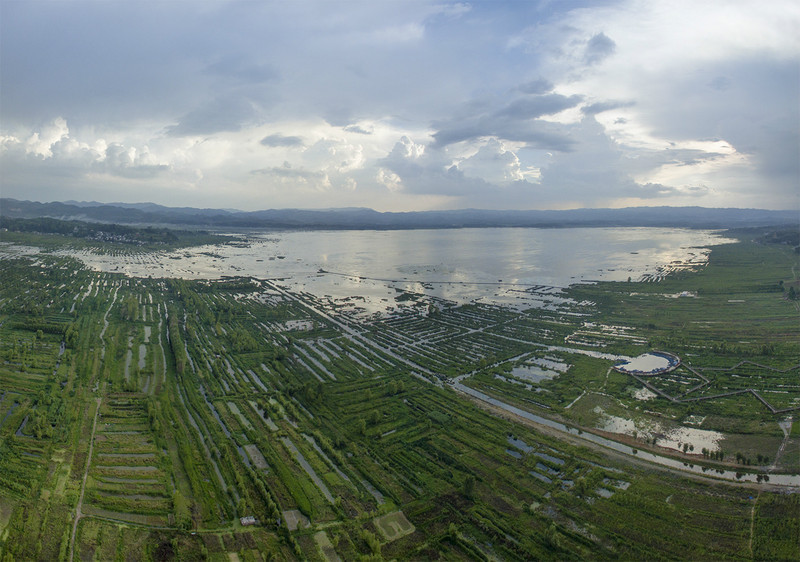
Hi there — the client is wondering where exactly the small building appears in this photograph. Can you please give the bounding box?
[240,516,257,526]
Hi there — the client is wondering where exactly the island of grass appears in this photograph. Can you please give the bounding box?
[0,216,228,252]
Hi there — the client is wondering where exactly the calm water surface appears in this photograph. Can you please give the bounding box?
[58,228,729,278]
[49,227,735,312]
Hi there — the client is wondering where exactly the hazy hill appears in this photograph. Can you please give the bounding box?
[1,198,796,230]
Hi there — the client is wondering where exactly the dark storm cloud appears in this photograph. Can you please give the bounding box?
[166,96,264,136]
[260,134,305,148]
[429,89,582,149]
[99,144,170,179]
[344,125,373,135]
[581,100,635,115]
[435,123,576,150]
[518,78,554,95]
[584,32,616,64]
[204,55,280,84]
[251,164,327,184]
[1,0,796,210]
[0,1,215,127]
[432,114,576,150]
[640,57,799,198]
[496,94,583,120]
[379,145,494,197]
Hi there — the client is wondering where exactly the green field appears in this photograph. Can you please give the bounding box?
[0,226,797,561]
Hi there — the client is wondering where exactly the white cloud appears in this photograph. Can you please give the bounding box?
[25,117,69,157]
[457,139,526,183]
[302,138,365,174]
[388,136,425,160]
[376,168,403,192]
[1,1,796,210]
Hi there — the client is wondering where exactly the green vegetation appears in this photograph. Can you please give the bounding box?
[0,216,226,251]
[0,227,797,560]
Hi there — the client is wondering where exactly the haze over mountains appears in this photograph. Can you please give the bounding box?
[1,198,795,231]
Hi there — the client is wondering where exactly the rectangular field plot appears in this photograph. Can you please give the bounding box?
[314,531,342,562]
[86,396,171,519]
[244,444,269,470]
[374,511,416,542]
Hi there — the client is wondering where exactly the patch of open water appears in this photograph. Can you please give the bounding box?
[27,227,735,314]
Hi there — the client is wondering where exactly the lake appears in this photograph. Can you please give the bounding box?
[50,227,734,314]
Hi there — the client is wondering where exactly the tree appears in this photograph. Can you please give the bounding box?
[448,523,458,539]
[360,529,381,556]
[574,477,588,497]
[462,475,476,499]
[122,296,138,321]
[545,522,562,550]
[173,490,192,530]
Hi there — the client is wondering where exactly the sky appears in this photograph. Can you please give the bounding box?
[1,0,798,212]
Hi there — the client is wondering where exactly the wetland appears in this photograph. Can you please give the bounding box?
[0,222,797,561]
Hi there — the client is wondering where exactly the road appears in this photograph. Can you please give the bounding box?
[68,397,102,562]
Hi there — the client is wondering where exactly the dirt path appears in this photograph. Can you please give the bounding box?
[69,397,102,562]
[270,282,438,381]
[99,287,118,359]
[748,490,761,557]
[770,418,793,471]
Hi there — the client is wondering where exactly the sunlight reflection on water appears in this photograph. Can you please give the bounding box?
[46,227,734,314]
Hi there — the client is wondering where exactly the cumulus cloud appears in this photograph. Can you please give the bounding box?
[3,117,171,180]
[457,139,526,183]
[534,116,665,204]
[25,117,69,157]
[376,168,403,192]
[378,135,493,197]
[302,138,365,173]
[387,136,425,160]
[100,143,170,178]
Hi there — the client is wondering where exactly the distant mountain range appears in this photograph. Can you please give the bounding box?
[1,198,797,230]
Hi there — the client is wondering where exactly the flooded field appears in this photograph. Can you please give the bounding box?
[595,407,725,452]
